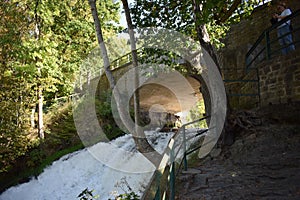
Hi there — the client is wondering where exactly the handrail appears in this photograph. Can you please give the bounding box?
[245,9,300,70]
[181,115,210,127]
[142,116,211,200]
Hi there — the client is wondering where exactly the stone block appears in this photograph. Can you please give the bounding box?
[268,84,277,91]
[291,57,300,65]
[293,80,300,86]
[292,94,300,101]
[276,89,286,96]
[268,97,281,105]
[273,70,281,77]
[272,64,280,71]
[295,74,300,81]
[268,78,277,85]
[284,72,294,83]
[280,97,288,104]
[263,66,271,75]
[295,87,300,94]
[259,69,264,76]
[277,77,284,83]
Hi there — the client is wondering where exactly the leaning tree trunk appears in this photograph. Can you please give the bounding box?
[192,0,217,127]
[121,0,162,166]
[88,0,115,89]
[192,0,221,71]
[121,0,140,134]
[34,0,44,139]
[89,0,161,166]
[37,82,44,139]
[192,0,233,146]
[31,107,35,128]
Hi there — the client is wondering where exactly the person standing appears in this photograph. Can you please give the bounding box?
[274,2,295,54]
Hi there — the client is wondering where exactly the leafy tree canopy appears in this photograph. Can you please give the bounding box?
[131,0,269,48]
[0,0,122,172]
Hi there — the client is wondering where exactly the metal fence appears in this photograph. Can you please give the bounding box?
[142,116,210,200]
[245,9,300,70]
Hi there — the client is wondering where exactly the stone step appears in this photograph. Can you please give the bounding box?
[181,168,202,174]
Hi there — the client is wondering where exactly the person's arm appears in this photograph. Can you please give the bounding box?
[277,9,292,19]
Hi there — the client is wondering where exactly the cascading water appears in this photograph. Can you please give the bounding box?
[0,131,174,200]
[0,128,203,200]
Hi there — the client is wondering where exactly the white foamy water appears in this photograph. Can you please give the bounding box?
[0,131,174,200]
[0,128,205,200]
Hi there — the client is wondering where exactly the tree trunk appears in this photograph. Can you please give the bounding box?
[89,0,161,166]
[35,0,44,139]
[121,0,162,166]
[38,85,44,139]
[79,70,83,91]
[88,0,115,89]
[192,0,231,147]
[192,0,217,126]
[217,0,242,24]
[121,0,140,126]
[31,107,35,128]
[192,0,220,71]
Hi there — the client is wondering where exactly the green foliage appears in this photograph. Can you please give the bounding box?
[116,192,140,200]
[186,99,207,128]
[131,0,267,48]
[0,129,30,173]
[0,0,122,176]
[78,188,99,200]
[0,0,35,173]
[26,148,45,168]
[95,92,125,140]
[137,48,188,76]
[110,177,140,200]
[206,21,230,49]
[0,102,83,191]
[226,0,266,24]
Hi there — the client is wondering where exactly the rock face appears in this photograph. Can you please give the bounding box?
[176,104,300,199]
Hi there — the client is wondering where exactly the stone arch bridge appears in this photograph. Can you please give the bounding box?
[84,49,210,121]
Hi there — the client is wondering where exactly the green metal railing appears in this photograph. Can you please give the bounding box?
[142,116,210,200]
[245,9,300,70]
[222,67,260,107]
[110,48,145,70]
[109,48,182,70]
[223,68,260,96]
[231,9,300,108]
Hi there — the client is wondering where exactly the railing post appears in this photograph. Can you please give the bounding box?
[265,31,271,60]
[245,56,250,72]
[169,146,175,200]
[256,68,261,107]
[154,186,160,200]
[183,126,187,171]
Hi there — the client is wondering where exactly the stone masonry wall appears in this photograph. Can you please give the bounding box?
[218,0,300,109]
[259,50,300,106]
[218,0,300,71]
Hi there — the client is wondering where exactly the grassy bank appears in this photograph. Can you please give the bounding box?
[0,102,83,192]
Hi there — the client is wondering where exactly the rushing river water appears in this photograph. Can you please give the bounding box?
[0,128,204,200]
[0,131,175,200]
